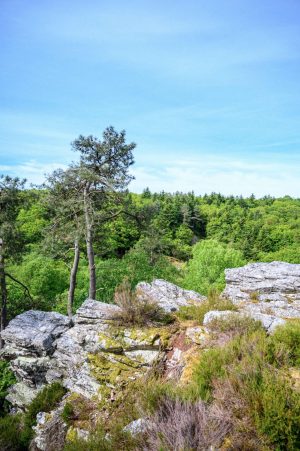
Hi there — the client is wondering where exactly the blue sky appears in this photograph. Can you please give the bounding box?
[1,0,299,196]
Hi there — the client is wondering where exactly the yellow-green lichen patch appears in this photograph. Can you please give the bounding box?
[98,331,124,353]
[89,352,146,387]
[65,426,78,443]
[99,323,176,352]
[179,347,202,386]
[123,324,176,349]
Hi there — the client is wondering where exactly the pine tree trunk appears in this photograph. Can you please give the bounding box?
[0,239,7,349]
[68,239,80,318]
[83,187,96,299]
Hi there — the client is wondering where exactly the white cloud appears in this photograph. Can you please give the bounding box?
[0,160,68,185]
[2,156,299,197]
[130,156,300,197]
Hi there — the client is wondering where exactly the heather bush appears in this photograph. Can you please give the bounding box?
[145,397,231,451]
[208,314,263,337]
[268,320,300,366]
[24,382,66,432]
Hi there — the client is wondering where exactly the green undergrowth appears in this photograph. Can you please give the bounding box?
[0,382,66,450]
[64,424,142,451]
[0,360,16,416]
[176,289,237,324]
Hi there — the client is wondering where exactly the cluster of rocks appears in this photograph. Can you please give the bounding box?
[222,261,300,333]
[0,311,71,408]
[1,262,300,450]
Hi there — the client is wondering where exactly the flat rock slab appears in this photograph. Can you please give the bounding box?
[74,299,121,324]
[1,310,71,357]
[136,279,206,312]
[223,261,300,303]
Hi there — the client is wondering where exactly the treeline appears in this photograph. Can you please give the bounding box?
[1,127,299,330]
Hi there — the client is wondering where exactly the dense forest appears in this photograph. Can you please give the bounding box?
[0,129,299,328]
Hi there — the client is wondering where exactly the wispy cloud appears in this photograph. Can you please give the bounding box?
[0,160,68,185]
[130,155,300,197]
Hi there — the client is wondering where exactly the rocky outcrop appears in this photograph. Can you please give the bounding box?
[45,299,170,400]
[222,262,300,330]
[2,262,300,449]
[1,310,71,358]
[1,300,172,409]
[136,279,206,312]
[223,261,300,303]
[0,311,71,407]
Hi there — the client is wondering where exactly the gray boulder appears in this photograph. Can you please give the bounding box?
[1,310,71,357]
[223,262,300,303]
[136,279,206,312]
[0,310,70,408]
[74,299,121,324]
[6,382,40,408]
[222,262,300,331]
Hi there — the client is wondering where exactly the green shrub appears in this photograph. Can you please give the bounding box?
[192,347,229,401]
[182,239,246,295]
[19,382,67,445]
[25,382,66,429]
[0,360,16,415]
[0,414,27,451]
[177,290,237,324]
[268,320,300,367]
[253,370,300,450]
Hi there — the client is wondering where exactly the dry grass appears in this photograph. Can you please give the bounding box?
[113,279,172,327]
[145,397,232,451]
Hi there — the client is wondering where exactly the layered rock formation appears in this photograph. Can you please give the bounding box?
[222,261,300,332]
[0,311,71,408]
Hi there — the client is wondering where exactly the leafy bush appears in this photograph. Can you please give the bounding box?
[7,253,69,316]
[182,239,246,295]
[96,249,181,303]
[0,360,16,415]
